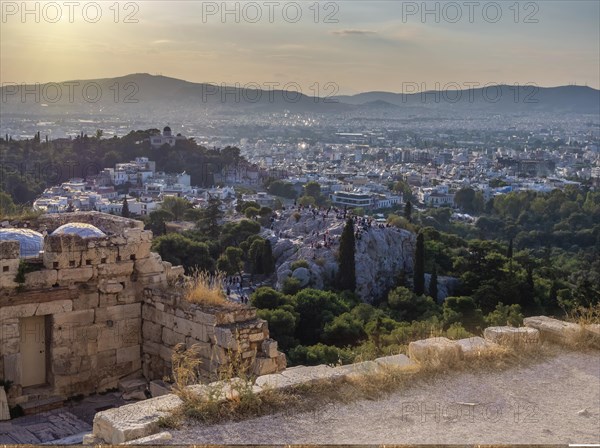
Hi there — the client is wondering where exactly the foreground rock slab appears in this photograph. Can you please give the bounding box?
[92,394,182,444]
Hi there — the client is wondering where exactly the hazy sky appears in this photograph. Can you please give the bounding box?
[1,1,598,94]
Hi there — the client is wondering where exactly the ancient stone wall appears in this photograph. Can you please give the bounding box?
[0,213,183,407]
[1,212,283,411]
[142,287,286,382]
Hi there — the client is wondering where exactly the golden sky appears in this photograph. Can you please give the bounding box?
[1,1,599,94]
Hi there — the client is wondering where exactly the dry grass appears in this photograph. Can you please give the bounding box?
[564,303,600,350]
[160,338,561,431]
[184,270,227,306]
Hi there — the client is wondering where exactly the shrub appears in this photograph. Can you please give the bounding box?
[290,259,309,270]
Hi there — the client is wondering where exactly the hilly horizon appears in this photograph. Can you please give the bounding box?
[2,73,599,115]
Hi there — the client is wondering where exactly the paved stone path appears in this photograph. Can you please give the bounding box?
[0,411,90,444]
[0,391,125,444]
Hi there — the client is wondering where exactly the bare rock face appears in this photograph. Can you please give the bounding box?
[270,210,415,302]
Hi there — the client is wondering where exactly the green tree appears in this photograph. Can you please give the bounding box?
[414,232,425,295]
[484,302,524,327]
[442,296,485,332]
[216,246,243,276]
[256,308,297,350]
[121,197,130,218]
[323,312,366,347]
[198,196,223,238]
[337,218,356,291]
[161,196,191,221]
[292,289,349,345]
[146,209,174,236]
[0,191,17,216]
[152,233,214,272]
[250,287,285,309]
[304,181,321,199]
[387,286,438,322]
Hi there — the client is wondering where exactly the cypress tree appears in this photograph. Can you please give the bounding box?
[121,197,130,218]
[429,264,438,301]
[262,239,275,274]
[337,218,356,291]
[404,200,412,223]
[414,232,425,295]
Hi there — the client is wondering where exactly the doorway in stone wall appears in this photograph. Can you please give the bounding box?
[19,315,49,387]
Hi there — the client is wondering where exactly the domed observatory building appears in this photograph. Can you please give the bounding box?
[51,223,106,238]
[0,228,44,258]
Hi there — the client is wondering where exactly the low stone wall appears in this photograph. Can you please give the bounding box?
[141,288,286,382]
[91,317,594,444]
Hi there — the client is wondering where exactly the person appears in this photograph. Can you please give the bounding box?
[226,286,230,296]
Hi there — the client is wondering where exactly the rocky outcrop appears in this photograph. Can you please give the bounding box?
[270,211,415,302]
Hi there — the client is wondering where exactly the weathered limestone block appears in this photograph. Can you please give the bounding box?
[117,345,141,364]
[134,254,164,276]
[408,337,463,364]
[54,309,95,326]
[191,309,218,326]
[95,303,141,324]
[166,266,184,282]
[0,303,37,321]
[3,353,22,384]
[57,266,94,283]
[261,338,278,358]
[256,363,336,388]
[149,380,171,398]
[333,360,380,378]
[118,377,147,394]
[0,240,20,258]
[253,352,286,376]
[161,327,185,347]
[24,269,58,289]
[97,261,134,278]
[73,292,100,310]
[0,388,10,421]
[1,336,19,355]
[98,279,124,294]
[213,327,239,350]
[523,316,582,343]
[374,354,417,370]
[0,272,19,289]
[483,326,540,346]
[142,321,162,344]
[36,299,73,316]
[92,394,183,444]
[457,337,501,358]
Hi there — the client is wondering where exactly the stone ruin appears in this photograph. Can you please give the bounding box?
[0,212,285,417]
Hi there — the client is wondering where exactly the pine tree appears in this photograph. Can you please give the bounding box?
[199,195,223,238]
[414,232,425,295]
[337,218,356,291]
[121,197,130,218]
[507,238,513,259]
[404,200,412,223]
[429,264,438,301]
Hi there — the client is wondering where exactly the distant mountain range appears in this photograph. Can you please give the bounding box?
[2,73,599,115]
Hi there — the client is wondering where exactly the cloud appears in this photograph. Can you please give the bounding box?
[331,29,378,37]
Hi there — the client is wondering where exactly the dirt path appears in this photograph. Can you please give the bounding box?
[165,350,600,444]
